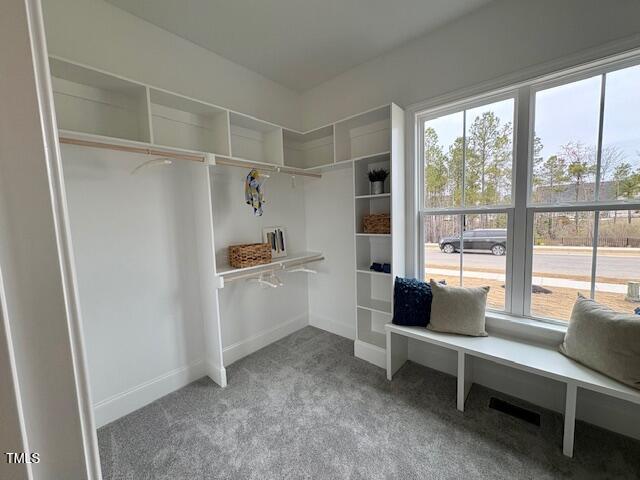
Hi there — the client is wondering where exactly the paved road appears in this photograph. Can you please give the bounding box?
[425,248,639,279]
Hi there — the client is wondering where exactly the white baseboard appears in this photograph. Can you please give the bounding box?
[309,312,355,340]
[222,314,308,365]
[93,360,206,428]
[354,340,386,369]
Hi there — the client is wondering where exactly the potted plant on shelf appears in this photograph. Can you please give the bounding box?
[368,168,389,195]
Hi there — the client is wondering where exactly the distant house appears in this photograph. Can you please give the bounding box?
[533,181,626,203]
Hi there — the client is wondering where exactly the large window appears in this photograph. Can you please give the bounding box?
[418,55,640,324]
[422,97,514,312]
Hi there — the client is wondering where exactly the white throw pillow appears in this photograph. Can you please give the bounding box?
[560,295,640,390]
[427,280,489,337]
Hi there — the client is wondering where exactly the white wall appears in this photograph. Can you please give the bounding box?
[305,166,356,340]
[62,146,210,426]
[0,0,99,477]
[210,166,310,364]
[41,0,301,129]
[301,0,640,129]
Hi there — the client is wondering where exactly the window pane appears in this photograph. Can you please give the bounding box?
[594,210,640,313]
[464,99,514,207]
[598,65,640,202]
[531,76,601,204]
[530,211,595,321]
[424,214,461,286]
[463,213,508,310]
[424,112,464,208]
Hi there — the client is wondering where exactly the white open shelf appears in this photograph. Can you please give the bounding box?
[229,112,283,165]
[283,125,334,169]
[50,57,151,143]
[357,308,387,349]
[217,251,323,278]
[149,88,230,155]
[335,105,391,163]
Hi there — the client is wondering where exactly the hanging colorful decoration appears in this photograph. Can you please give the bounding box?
[245,168,265,216]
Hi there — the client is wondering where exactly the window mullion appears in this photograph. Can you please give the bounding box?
[590,211,600,299]
[459,111,467,286]
[511,86,533,316]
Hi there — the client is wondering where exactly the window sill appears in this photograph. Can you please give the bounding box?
[485,311,566,347]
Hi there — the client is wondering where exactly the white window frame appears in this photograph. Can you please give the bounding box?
[417,90,517,314]
[412,48,640,328]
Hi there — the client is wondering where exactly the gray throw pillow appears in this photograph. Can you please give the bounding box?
[560,295,640,390]
[427,280,489,337]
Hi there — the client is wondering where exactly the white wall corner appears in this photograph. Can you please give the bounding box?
[222,313,309,366]
[309,312,355,340]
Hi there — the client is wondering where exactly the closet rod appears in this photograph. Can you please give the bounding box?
[59,137,207,163]
[215,157,322,179]
[222,256,324,284]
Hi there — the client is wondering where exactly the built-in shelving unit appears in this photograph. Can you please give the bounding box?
[49,54,404,372]
[50,57,151,143]
[283,126,334,169]
[351,105,405,369]
[149,88,230,155]
[229,112,283,165]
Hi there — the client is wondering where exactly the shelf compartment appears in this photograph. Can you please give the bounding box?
[334,106,390,163]
[149,89,230,155]
[354,153,391,197]
[356,235,391,270]
[50,58,151,143]
[355,195,391,235]
[229,112,283,165]
[357,308,387,349]
[283,126,334,169]
[357,272,392,315]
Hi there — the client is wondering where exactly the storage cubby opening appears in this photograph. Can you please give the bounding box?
[149,89,230,155]
[229,112,283,165]
[334,105,390,162]
[50,58,150,142]
[357,273,392,315]
[354,154,391,197]
[283,126,334,169]
[355,196,391,235]
[356,236,392,273]
[357,308,387,348]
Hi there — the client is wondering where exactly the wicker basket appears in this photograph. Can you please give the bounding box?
[228,243,272,268]
[363,213,391,234]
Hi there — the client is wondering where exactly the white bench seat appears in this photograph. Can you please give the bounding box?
[385,323,640,457]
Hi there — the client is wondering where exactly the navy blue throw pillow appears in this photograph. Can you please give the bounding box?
[392,277,432,327]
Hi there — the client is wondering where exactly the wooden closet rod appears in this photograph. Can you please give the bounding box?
[215,157,322,179]
[59,137,207,163]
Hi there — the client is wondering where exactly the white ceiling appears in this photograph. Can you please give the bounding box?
[106,0,493,92]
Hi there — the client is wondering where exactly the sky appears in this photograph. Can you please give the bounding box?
[425,63,640,174]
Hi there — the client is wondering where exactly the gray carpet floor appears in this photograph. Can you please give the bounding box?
[98,326,640,479]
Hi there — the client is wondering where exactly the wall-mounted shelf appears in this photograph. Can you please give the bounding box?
[229,112,283,166]
[217,251,324,283]
[149,88,230,155]
[50,57,151,143]
[283,126,334,169]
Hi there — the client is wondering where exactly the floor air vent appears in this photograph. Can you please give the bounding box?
[489,397,541,426]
